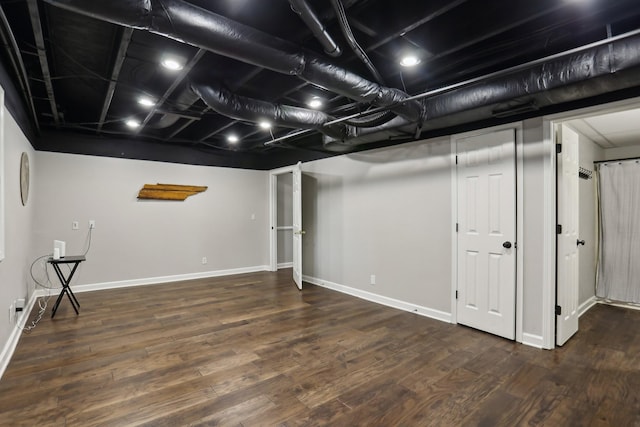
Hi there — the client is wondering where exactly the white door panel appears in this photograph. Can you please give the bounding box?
[457,129,516,340]
[556,124,580,346]
[292,162,303,290]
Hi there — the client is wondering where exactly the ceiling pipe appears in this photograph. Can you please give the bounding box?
[191,81,352,141]
[330,0,385,85]
[288,0,341,57]
[421,34,640,125]
[43,0,423,123]
[313,33,640,151]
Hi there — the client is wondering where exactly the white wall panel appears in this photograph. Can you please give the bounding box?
[0,109,36,360]
[32,152,270,285]
[302,137,453,313]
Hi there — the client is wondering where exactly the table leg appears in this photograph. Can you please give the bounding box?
[50,263,82,318]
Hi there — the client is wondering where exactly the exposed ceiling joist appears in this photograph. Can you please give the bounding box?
[26,0,59,126]
[97,27,133,133]
[367,0,470,51]
[136,48,206,132]
[0,5,40,131]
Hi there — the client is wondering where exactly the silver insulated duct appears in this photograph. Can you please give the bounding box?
[190,81,352,140]
[321,33,640,149]
[42,0,423,125]
[42,0,640,153]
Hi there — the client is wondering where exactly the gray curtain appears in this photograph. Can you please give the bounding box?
[596,160,640,303]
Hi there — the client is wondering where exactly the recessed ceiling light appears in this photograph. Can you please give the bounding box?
[308,97,323,109]
[161,57,184,71]
[138,97,155,107]
[400,55,421,67]
[259,121,271,129]
[125,119,140,128]
[227,134,239,143]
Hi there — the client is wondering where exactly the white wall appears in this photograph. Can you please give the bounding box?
[601,144,640,160]
[520,118,552,340]
[302,137,453,314]
[0,108,36,355]
[301,121,553,345]
[577,132,603,306]
[32,152,270,286]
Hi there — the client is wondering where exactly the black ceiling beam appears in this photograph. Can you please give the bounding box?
[97,27,133,133]
[0,5,40,131]
[136,48,205,133]
[366,0,470,51]
[423,3,566,65]
[26,0,60,126]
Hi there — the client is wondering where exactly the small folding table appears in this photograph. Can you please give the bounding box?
[48,255,85,318]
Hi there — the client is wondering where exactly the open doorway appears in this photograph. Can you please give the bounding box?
[275,172,293,270]
[269,163,304,289]
[554,100,640,346]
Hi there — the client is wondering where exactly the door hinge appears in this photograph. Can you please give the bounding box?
[456,223,459,232]
[455,290,459,300]
[556,143,562,154]
[455,155,458,165]
[555,305,562,316]
[556,224,562,234]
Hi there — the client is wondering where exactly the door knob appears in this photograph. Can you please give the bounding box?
[294,230,306,235]
[577,239,585,246]
[503,241,512,249]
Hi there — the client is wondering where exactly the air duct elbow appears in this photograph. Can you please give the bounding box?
[191,81,351,140]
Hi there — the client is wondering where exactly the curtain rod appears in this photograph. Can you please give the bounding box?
[594,156,640,164]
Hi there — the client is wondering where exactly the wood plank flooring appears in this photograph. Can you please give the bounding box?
[1,269,640,426]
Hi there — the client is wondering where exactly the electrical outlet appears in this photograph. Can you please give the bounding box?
[89,220,96,229]
[72,221,79,230]
[370,274,376,285]
[16,298,25,314]
[202,257,208,265]
[250,213,256,220]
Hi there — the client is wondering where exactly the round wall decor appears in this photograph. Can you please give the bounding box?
[20,152,29,206]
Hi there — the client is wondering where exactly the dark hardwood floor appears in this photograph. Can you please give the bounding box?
[1,269,639,426]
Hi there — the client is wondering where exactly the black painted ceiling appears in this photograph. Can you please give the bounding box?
[1,0,640,169]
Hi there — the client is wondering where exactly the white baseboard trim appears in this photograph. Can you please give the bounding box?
[0,291,39,380]
[578,296,597,317]
[522,332,545,349]
[0,264,270,380]
[277,262,293,269]
[72,265,270,294]
[303,275,452,323]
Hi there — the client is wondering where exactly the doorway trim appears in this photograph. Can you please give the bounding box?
[268,164,298,271]
[450,122,525,343]
[542,95,640,349]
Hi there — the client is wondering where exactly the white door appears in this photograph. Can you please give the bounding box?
[292,162,303,290]
[457,129,516,340]
[556,124,580,346]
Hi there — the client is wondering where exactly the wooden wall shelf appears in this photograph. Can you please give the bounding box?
[137,184,207,201]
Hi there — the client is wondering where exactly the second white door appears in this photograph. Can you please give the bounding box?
[556,124,580,346]
[292,162,303,290]
[456,128,516,340]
